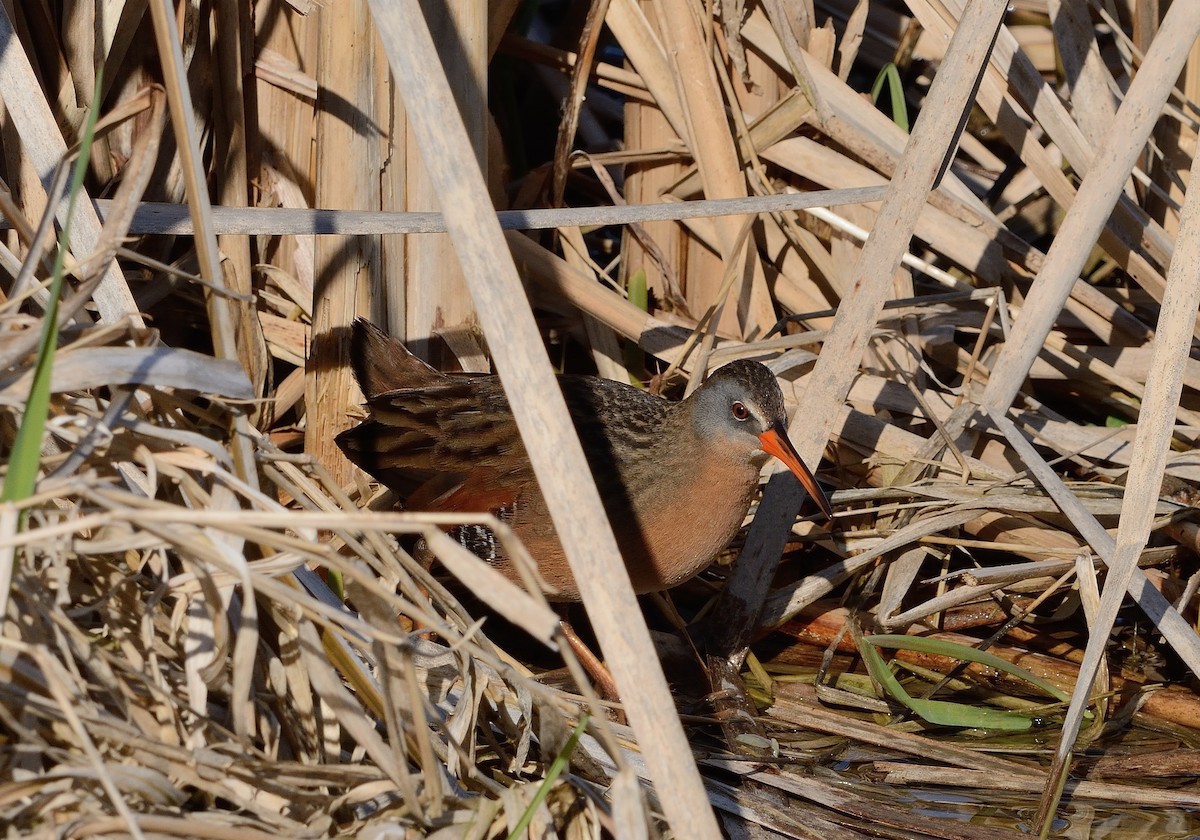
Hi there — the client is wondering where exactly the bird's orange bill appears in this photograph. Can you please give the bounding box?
[758,424,834,519]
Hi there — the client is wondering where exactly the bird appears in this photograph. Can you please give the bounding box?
[337,318,832,601]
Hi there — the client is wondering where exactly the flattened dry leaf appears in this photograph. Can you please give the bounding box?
[2,346,254,399]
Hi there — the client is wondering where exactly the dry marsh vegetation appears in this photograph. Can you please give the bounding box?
[2,0,1200,838]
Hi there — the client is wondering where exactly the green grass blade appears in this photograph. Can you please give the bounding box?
[864,634,1072,703]
[622,269,650,386]
[627,268,648,312]
[870,63,910,132]
[506,713,589,840]
[3,73,104,503]
[858,635,1036,731]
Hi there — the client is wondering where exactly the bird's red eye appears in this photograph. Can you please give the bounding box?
[731,401,750,421]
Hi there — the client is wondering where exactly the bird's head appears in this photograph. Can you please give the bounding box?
[689,360,833,518]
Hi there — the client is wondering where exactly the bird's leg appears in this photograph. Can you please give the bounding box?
[559,619,623,708]
[397,536,438,638]
[704,653,773,756]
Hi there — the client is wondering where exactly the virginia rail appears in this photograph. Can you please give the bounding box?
[337,318,831,600]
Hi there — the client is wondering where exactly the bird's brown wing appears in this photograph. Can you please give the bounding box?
[337,377,527,491]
